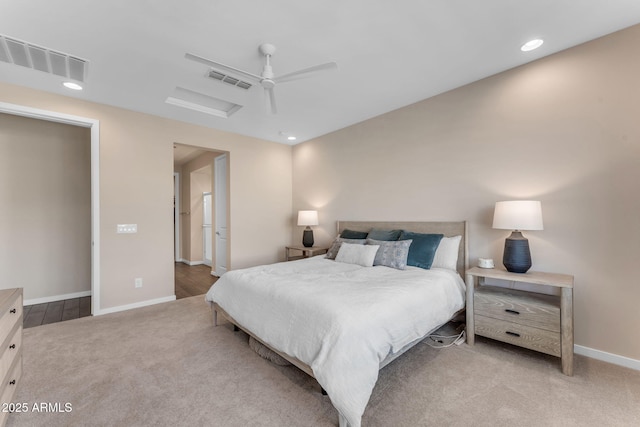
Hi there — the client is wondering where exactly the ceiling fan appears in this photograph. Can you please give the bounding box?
[185,43,337,114]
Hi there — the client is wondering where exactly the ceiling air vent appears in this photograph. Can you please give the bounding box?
[0,34,88,82]
[207,69,252,90]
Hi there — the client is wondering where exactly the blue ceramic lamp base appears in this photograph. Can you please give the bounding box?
[503,231,532,273]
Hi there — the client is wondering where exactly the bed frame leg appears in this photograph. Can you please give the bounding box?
[213,310,218,326]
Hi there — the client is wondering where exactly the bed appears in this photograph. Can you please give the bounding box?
[205,220,468,427]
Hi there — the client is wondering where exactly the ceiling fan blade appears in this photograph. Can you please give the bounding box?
[185,53,262,82]
[274,61,337,84]
[265,87,277,114]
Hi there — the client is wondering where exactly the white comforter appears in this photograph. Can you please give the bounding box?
[205,256,465,427]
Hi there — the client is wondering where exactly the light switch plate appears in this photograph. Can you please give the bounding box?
[117,224,137,234]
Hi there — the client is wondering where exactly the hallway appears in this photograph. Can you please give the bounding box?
[175,263,217,299]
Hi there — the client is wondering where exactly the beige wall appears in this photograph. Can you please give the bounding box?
[293,25,640,361]
[0,113,91,301]
[0,82,293,311]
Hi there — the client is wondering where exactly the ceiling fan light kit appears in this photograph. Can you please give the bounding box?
[186,43,337,115]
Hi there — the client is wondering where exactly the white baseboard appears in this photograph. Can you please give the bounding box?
[575,345,640,371]
[180,260,204,266]
[24,290,92,306]
[94,295,176,316]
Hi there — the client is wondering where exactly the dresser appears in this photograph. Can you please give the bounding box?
[0,288,23,427]
[466,268,574,375]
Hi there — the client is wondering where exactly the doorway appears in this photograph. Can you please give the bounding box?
[0,102,100,316]
[173,144,229,298]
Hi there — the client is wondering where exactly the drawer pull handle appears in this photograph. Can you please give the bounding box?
[505,309,520,315]
[10,308,16,314]
[9,380,15,385]
[506,331,521,338]
[9,344,15,349]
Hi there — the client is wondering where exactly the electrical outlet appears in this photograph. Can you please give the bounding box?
[134,278,143,288]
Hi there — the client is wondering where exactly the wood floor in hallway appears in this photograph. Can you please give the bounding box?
[23,296,91,329]
[175,262,218,299]
[23,263,216,329]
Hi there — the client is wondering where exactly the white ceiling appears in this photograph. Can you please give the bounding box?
[2,1,640,145]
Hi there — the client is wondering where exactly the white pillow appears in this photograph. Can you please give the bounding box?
[431,235,462,270]
[335,243,380,267]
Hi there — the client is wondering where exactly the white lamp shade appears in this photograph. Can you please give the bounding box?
[297,210,318,226]
[492,201,543,231]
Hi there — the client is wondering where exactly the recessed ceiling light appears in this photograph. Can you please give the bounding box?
[521,39,544,52]
[279,131,297,141]
[63,81,83,90]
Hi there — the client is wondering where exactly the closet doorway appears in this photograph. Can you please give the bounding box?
[0,102,100,316]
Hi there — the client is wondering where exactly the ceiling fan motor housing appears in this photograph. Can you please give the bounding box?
[259,43,276,56]
[261,78,275,89]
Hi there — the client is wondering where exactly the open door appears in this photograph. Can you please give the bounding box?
[202,192,212,267]
[214,154,228,276]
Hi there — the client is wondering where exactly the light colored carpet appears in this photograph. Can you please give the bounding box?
[8,296,640,426]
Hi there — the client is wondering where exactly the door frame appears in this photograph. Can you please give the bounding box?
[214,153,228,276]
[202,191,212,267]
[0,101,100,315]
[173,172,180,261]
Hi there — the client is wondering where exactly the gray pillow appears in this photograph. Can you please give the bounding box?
[366,238,412,270]
[325,237,366,260]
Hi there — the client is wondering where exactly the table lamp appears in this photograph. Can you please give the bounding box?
[297,210,318,247]
[492,201,543,273]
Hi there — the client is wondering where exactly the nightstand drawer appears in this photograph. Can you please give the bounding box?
[474,286,560,332]
[475,315,561,357]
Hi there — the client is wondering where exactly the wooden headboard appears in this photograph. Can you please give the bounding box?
[337,221,468,277]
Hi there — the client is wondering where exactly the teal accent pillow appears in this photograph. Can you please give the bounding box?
[399,231,444,269]
[367,228,401,241]
[340,229,369,239]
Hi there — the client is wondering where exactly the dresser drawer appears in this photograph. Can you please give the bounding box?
[475,314,561,357]
[0,357,22,426]
[474,286,560,332]
[0,294,22,345]
[0,325,21,383]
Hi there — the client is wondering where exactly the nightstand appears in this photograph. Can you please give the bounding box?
[285,245,329,261]
[465,267,574,376]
